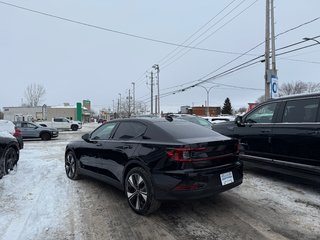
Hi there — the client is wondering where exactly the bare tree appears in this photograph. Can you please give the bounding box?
[24,83,46,107]
[256,95,266,104]
[305,82,320,93]
[120,99,148,118]
[278,81,320,97]
[256,81,320,102]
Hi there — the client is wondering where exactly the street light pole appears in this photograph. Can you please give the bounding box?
[198,85,215,116]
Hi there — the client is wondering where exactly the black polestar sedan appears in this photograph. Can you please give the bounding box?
[65,117,243,215]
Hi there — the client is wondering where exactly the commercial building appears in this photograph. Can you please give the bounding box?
[2,100,91,122]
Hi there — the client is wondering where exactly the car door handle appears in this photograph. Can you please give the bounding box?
[306,131,318,135]
[96,143,102,147]
[116,145,130,150]
[260,129,271,133]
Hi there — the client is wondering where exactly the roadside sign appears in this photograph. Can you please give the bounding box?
[271,75,278,98]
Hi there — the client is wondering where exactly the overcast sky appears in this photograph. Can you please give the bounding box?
[1,0,320,113]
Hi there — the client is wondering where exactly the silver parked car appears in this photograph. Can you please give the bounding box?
[14,121,59,141]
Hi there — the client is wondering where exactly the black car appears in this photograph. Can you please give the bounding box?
[65,117,243,215]
[14,121,59,140]
[212,93,320,183]
[169,114,213,129]
[0,132,20,179]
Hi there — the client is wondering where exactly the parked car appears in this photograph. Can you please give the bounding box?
[169,114,213,129]
[14,121,59,140]
[65,117,243,215]
[202,115,236,124]
[0,131,20,178]
[97,118,107,124]
[38,117,82,131]
[212,93,320,183]
[0,120,24,149]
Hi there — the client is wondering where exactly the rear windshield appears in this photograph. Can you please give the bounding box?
[154,120,218,139]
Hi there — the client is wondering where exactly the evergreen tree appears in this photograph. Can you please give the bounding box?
[221,97,233,115]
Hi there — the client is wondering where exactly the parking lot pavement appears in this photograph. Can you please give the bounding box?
[0,122,319,240]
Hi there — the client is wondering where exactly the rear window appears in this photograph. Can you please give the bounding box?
[155,120,218,139]
[282,98,319,123]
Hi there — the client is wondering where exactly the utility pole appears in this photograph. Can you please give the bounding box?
[155,95,158,114]
[117,99,120,117]
[150,71,154,114]
[153,64,160,116]
[118,93,121,118]
[128,89,131,117]
[132,82,135,115]
[265,0,277,100]
[264,0,271,100]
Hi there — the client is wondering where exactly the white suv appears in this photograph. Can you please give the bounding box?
[0,120,24,149]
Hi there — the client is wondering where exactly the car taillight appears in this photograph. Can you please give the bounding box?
[166,148,207,162]
[13,127,22,137]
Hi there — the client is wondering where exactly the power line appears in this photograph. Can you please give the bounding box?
[0,1,256,55]
[161,0,259,70]
[141,40,320,102]
[156,0,239,64]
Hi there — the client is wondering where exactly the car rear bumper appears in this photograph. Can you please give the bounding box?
[152,161,243,200]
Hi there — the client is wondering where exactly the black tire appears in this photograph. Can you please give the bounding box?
[125,167,161,215]
[4,147,18,174]
[71,125,78,131]
[41,132,51,141]
[65,151,80,180]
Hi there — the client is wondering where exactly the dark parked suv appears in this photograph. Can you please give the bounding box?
[212,93,320,183]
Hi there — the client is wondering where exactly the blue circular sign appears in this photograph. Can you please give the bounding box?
[272,82,277,93]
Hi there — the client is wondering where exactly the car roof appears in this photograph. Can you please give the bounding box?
[265,92,320,102]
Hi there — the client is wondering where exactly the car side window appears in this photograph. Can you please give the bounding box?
[245,103,277,123]
[282,98,319,123]
[90,122,118,140]
[112,122,147,140]
[27,123,36,128]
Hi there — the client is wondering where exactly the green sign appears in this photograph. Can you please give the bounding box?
[76,102,82,121]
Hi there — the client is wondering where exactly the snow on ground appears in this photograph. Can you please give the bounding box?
[0,124,96,240]
[0,122,319,240]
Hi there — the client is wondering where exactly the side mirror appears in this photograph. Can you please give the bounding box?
[235,116,244,126]
[82,133,90,142]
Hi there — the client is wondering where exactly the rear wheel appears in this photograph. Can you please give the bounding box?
[71,125,78,131]
[125,167,161,215]
[65,151,80,180]
[4,147,18,174]
[41,132,51,141]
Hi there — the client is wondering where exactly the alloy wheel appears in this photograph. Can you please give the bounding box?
[65,153,76,178]
[126,173,148,211]
[5,148,17,174]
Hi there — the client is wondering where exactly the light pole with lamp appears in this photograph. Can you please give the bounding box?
[198,85,215,116]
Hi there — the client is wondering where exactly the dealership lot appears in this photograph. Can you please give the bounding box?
[0,123,319,240]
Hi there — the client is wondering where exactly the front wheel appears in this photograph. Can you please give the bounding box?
[65,151,80,180]
[41,132,51,141]
[125,167,161,215]
[4,147,19,174]
[71,125,78,131]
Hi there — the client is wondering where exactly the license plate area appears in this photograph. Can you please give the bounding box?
[220,171,234,186]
